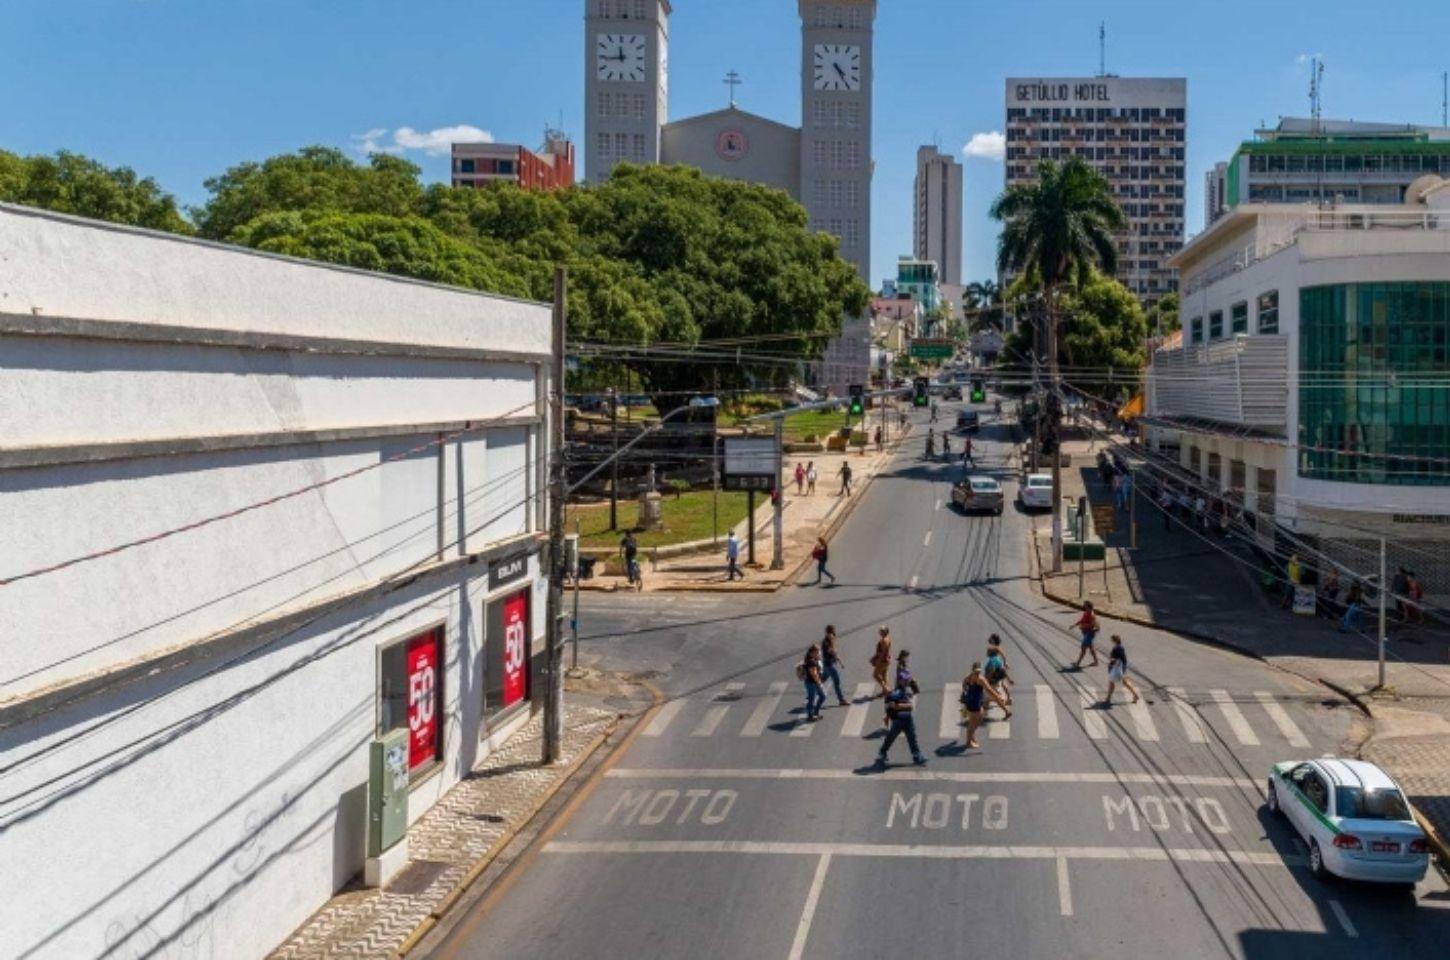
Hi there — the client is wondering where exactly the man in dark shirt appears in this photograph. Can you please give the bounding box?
[875,668,926,767]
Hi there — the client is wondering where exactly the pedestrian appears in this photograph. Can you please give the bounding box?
[959,662,1011,749]
[984,634,1014,711]
[1281,553,1301,609]
[1393,566,1410,621]
[794,461,806,496]
[874,424,883,452]
[799,644,826,721]
[869,626,892,697]
[811,535,836,585]
[1101,635,1141,705]
[1116,471,1131,510]
[838,460,853,497]
[1159,485,1174,531]
[1339,581,1365,633]
[1319,567,1341,618]
[963,435,973,466]
[1194,493,1208,532]
[942,433,951,461]
[806,461,818,496]
[875,673,927,767]
[1407,572,1424,625]
[620,530,641,589]
[1176,487,1192,520]
[726,530,744,581]
[930,400,938,423]
[1072,601,1101,667]
[820,625,848,705]
[924,429,935,460]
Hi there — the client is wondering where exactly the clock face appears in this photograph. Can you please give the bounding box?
[813,43,861,91]
[596,33,647,82]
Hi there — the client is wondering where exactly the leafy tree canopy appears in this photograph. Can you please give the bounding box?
[1004,271,1148,399]
[0,149,191,233]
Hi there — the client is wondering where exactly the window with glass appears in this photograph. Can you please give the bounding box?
[1299,282,1450,485]
[1209,310,1223,339]
[379,626,444,780]
[1257,291,1279,334]
[1190,316,1203,343]
[1231,302,1248,335]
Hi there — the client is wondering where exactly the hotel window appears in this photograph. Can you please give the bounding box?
[1190,316,1203,343]
[829,141,846,167]
[813,180,828,205]
[828,217,843,238]
[845,142,860,168]
[631,133,645,161]
[812,141,828,165]
[828,180,843,205]
[596,132,611,160]
[1209,310,1223,340]
[845,181,859,208]
[844,219,860,247]
[614,132,628,159]
[1231,302,1248,335]
[1256,290,1279,334]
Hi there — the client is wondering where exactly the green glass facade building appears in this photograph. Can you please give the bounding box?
[1299,282,1450,486]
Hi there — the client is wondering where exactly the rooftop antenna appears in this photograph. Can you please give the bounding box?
[1098,21,1106,78]
[1309,57,1325,132]
[724,69,742,108]
[1442,71,1447,127]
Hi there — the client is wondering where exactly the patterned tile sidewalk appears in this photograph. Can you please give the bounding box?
[271,703,619,960]
[1361,699,1450,862]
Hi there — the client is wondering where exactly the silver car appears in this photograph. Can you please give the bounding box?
[952,476,1004,515]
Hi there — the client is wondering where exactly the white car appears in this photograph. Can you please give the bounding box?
[1267,758,1430,885]
[1018,473,1054,510]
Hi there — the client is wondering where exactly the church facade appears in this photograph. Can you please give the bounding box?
[584,0,875,392]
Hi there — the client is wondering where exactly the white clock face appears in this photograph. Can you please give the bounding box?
[597,33,647,82]
[813,43,861,91]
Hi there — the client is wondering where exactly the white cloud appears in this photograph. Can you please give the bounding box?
[351,124,493,157]
[962,131,1006,161]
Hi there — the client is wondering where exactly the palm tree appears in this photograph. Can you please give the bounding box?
[965,279,1004,332]
[990,157,1125,570]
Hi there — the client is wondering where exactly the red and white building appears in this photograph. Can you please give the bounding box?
[452,130,576,192]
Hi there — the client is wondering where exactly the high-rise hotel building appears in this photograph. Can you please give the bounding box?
[1004,77,1186,301]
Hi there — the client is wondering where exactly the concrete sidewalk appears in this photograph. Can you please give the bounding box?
[583,422,911,593]
[269,679,644,960]
[1031,427,1450,866]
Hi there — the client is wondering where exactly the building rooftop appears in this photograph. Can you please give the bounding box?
[1249,117,1450,144]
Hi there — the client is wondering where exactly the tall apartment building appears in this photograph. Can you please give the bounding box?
[452,132,576,192]
[1205,160,1228,226]
[1005,77,1187,301]
[913,145,963,285]
[1214,117,1450,211]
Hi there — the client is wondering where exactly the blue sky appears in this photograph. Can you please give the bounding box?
[3,0,1447,287]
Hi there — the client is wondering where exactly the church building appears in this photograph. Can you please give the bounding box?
[584,0,875,391]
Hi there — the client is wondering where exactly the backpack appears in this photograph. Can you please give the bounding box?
[795,661,808,681]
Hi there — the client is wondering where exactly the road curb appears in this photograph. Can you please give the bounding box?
[392,685,659,958]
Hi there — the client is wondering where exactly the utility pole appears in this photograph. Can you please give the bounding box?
[771,417,785,569]
[570,519,582,670]
[608,385,619,530]
[543,266,567,764]
[1378,537,1388,689]
[1048,302,1064,573]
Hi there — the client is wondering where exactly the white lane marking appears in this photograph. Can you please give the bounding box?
[1167,687,1208,743]
[923,530,933,547]
[544,840,1294,867]
[1254,691,1311,748]
[941,683,962,739]
[1056,857,1073,916]
[1036,684,1060,739]
[935,498,942,510]
[1125,698,1160,742]
[1211,689,1260,746]
[908,575,919,590]
[790,701,818,737]
[643,700,685,737]
[1328,900,1358,938]
[787,854,832,960]
[741,682,787,737]
[1080,686,1108,739]
[605,769,1261,789]
[691,683,744,737]
[990,715,1011,739]
[841,683,876,737]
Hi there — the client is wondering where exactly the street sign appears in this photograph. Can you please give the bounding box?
[722,436,778,492]
[909,339,954,360]
[1091,504,1116,536]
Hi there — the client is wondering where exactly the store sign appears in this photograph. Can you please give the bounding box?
[1392,514,1450,525]
[489,552,530,590]
[404,630,441,772]
[1292,585,1317,617]
[501,592,528,708]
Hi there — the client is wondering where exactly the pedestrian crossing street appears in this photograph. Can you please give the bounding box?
[642,680,1316,751]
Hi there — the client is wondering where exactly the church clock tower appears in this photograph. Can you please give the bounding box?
[799,0,875,283]
[584,0,670,183]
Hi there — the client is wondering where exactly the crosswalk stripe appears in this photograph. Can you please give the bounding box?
[644,700,685,737]
[1254,691,1310,748]
[990,715,1011,739]
[1167,687,1208,743]
[1211,689,1260,746]
[741,682,788,737]
[840,683,876,737]
[1080,686,1107,739]
[1036,684,1060,739]
[1125,698,1159,741]
[941,683,962,739]
[692,684,744,737]
[790,694,818,736]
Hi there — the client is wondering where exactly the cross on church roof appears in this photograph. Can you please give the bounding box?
[723,70,742,108]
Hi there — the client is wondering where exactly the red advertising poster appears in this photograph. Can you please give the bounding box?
[501,591,529,708]
[405,631,441,772]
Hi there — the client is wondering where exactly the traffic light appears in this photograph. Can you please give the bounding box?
[847,384,864,416]
[970,378,986,403]
[912,376,930,407]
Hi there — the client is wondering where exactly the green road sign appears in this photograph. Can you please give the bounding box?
[909,340,954,360]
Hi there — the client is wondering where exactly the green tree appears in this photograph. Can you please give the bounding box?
[1003,271,1147,396]
[1145,291,1181,336]
[0,149,192,233]
[965,278,1004,332]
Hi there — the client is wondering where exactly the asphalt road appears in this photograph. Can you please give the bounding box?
[423,400,1450,960]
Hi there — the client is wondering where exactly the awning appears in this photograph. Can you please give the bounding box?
[1118,393,1145,421]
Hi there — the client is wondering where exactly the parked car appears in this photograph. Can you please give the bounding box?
[956,410,979,432]
[943,385,963,401]
[1267,758,1430,885]
[1018,472,1054,510]
[952,476,1004,515]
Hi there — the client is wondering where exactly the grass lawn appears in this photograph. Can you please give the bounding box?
[783,408,862,442]
[569,489,752,552]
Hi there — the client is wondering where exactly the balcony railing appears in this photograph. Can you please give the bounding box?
[1148,335,1289,432]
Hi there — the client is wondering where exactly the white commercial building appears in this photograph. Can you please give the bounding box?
[1147,180,1450,599]
[0,205,554,958]
[913,145,963,286]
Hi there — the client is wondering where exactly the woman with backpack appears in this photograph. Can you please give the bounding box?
[984,634,1014,713]
[868,626,892,697]
[960,662,1011,749]
[799,644,826,721]
[811,536,836,585]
